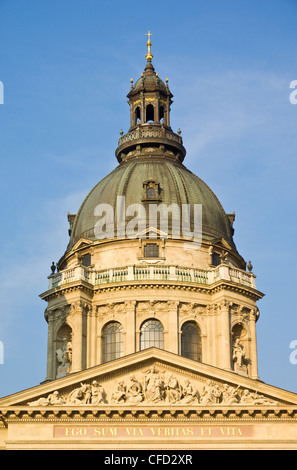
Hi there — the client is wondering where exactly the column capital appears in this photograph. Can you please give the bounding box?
[219,299,231,310]
[167,300,179,309]
[125,300,137,309]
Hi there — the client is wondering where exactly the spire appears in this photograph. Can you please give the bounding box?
[145,30,153,63]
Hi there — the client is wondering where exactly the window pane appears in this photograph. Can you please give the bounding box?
[140,319,164,350]
[181,321,202,362]
[82,253,91,267]
[102,322,123,363]
[144,243,159,258]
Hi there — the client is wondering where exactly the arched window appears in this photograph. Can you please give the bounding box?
[135,106,141,124]
[102,321,123,363]
[181,321,202,362]
[146,104,154,123]
[140,319,164,350]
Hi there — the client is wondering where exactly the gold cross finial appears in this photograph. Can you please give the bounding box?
[145,30,153,63]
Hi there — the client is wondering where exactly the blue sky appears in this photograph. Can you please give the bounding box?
[0,0,297,397]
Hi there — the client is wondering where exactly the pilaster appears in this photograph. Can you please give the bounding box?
[167,301,179,354]
[125,301,136,355]
[70,301,84,373]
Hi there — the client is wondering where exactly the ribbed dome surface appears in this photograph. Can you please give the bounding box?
[132,62,167,93]
[133,72,167,93]
[68,158,235,251]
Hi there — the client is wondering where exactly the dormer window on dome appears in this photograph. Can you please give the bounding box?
[142,179,161,202]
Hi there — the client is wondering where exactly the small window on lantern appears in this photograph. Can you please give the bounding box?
[146,104,154,123]
[136,106,141,124]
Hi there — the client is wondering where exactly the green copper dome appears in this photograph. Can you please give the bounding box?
[67,157,236,251]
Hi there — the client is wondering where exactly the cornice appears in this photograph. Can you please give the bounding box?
[1,406,297,424]
[40,278,263,303]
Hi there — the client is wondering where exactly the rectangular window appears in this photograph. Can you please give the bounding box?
[82,253,91,267]
[144,243,159,258]
[212,253,220,266]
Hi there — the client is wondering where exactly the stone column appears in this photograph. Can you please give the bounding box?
[166,95,170,127]
[70,301,84,373]
[249,308,259,379]
[154,97,159,123]
[140,92,145,124]
[125,301,136,355]
[130,102,135,128]
[45,309,55,381]
[220,300,232,370]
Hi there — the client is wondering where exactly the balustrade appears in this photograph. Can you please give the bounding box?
[48,263,255,291]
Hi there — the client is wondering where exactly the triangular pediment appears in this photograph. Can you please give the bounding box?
[136,226,168,239]
[71,238,93,252]
[1,349,297,408]
[212,238,233,251]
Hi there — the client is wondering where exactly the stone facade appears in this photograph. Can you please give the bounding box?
[1,349,297,450]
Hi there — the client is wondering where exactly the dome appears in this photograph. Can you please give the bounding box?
[65,42,239,262]
[133,62,167,94]
[67,157,236,252]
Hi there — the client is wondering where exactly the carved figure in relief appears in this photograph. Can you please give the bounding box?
[240,389,256,404]
[126,376,144,405]
[28,390,65,406]
[26,375,281,407]
[165,374,181,404]
[240,389,277,405]
[91,380,106,404]
[200,380,220,404]
[144,367,164,403]
[66,383,91,404]
[221,384,240,404]
[111,381,126,404]
[180,379,199,404]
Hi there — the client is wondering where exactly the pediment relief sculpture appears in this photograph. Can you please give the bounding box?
[27,368,279,408]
